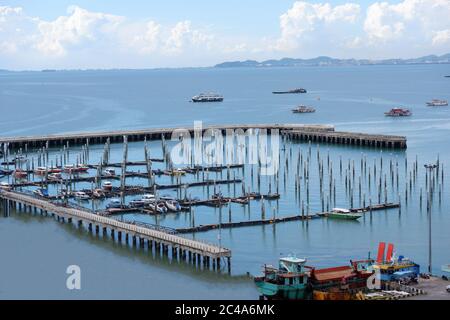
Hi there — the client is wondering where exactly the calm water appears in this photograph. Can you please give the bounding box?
[1,65,450,299]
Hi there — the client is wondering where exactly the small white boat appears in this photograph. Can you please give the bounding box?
[34,166,48,175]
[148,201,167,213]
[103,168,116,176]
[141,194,156,203]
[165,200,181,212]
[74,191,90,200]
[48,173,62,181]
[92,189,105,198]
[33,188,49,197]
[0,182,11,190]
[130,199,146,207]
[106,198,122,209]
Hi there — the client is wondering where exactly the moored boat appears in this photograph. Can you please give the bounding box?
[13,169,27,179]
[103,181,113,191]
[103,168,116,176]
[254,256,310,300]
[0,182,11,190]
[106,198,122,209]
[48,172,62,181]
[165,199,181,212]
[384,108,412,117]
[328,208,362,220]
[33,188,49,198]
[74,191,90,200]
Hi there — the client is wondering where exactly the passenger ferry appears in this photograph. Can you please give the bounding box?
[384,108,412,117]
[191,92,224,102]
[292,105,315,113]
[426,99,448,107]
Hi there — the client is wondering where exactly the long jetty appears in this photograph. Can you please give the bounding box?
[0,123,406,149]
[0,190,231,271]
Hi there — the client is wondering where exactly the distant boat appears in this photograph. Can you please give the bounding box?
[384,108,412,117]
[33,188,49,198]
[273,88,307,94]
[328,208,362,220]
[106,199,122,209]
[191,92,223,102]
[442,264,450,273]
[426,99,448,107]
[74,191,90,200]
[292,105,315,113]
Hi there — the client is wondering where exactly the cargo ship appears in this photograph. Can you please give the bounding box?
[292,105,315,113]
[384,108,412,117]
[191,92,224,102]
[426,99,448,107]
[273,88,307,94]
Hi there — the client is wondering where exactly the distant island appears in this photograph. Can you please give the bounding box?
[214,53,450,68]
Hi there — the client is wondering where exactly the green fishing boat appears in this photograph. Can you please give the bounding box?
[254,256,310,300]
[328,208,362,220]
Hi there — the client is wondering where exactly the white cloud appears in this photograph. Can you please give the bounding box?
[275,2,361,51]
[432,29,450,45]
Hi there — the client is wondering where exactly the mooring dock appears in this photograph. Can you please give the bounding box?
[0,123,406,149]
[0,190,231,271]
[283,129,407,148]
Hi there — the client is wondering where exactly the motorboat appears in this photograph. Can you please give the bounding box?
[74,191,90,200]
[106,198,122,209]
[33,188,49,197]
[165,199,181,212]
[103,181,113,191]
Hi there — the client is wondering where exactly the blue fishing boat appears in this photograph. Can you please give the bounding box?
[254,256,310,300]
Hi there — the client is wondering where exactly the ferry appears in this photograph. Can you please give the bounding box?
[254,256,310,300]
[292,105,315,113]
[328,208,362,220]
[272,88,307,94]
[191,92,224,102]
[426,99,448,107]
[384,108,412,117]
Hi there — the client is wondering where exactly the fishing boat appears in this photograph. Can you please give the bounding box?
[106,198,122,209]
[103,181,113,191]
[292,105,315,113]
[426,99,448,107]
[254,256,310,300]
[384,108,412,117]
[13,169,27,179]
[165,199,181,212]
[373,242,420,282]
[191,92,224,102]
[328,208,362,220]
[33,188,49,198]
[272,88,307,94]
[74,191,90,200]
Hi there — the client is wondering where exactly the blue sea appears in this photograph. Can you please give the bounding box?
[0,64,449,299]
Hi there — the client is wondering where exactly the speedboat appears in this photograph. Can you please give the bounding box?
[148,201,167,213]
[141,194,156,203]
[165,199,181,212]
[130,199,146,208]
[103,168,116,176]
[33,188,49,197]
[74,191,90,200]
[106,198,122,209]
[48,173,62,181]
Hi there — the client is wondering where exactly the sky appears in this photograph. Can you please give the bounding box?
[1,0,450,70]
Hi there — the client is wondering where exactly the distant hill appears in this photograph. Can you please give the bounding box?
[214,54,450,68]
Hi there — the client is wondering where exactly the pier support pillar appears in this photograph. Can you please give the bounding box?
[132,236,136,246]
[102,227,107,235]
[95,225,99,234]
[227,257,231,274]
[118,231,122,242]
